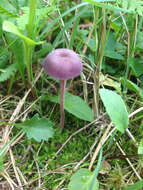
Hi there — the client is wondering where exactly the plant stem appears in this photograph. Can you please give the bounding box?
[24,0,37,86]
[93,7,106,118]
[121,13,138,98]
[28,0,37,39]
[60,80,66,131]
[23,42,33,85]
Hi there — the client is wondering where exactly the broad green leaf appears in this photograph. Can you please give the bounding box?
[2,21,43,46]
[130,58,143,77]
[16,114,54,142]
[136,32,143,50]
[99,89,129,133]
[124,179,143,190]
[104,50,124,60]
[45,92,94,122]
[68,168,99,190]
[104,31,125,60]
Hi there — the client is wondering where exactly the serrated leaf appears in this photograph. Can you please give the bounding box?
[16,114,54,142]
[16,7,29,31]
[68,168,99,190]
[0,63,17,82]
[45,92,94,122]
[3,21,43,46]
[0,5,17,17]
[0,49,11,67]
[16,6,54,32]
[99,89,129,133]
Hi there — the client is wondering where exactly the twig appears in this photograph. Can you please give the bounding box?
[0,95,12,105]
[89,106,143,170]
[125,107,143,143]
[11,133,25,147]
[129,106,143,118]
[116,141,141,180]
[16,167,28,185]
[1,171,15,190]
[3,69,43,144]
[88,122,113,170]
[81,27,94,58]
[1,69,43,188]
[56,179,65,190]
[9,149,23,190]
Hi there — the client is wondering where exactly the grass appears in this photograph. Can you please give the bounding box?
[0,0,143,189]
[6,115,95,189]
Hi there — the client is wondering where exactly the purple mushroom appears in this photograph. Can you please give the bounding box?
[43,48,82,130]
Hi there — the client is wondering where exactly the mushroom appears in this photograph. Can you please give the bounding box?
[43,48,82,130]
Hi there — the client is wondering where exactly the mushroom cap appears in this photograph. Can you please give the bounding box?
[43,48,82,80]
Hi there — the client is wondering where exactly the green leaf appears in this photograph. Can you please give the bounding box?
[104,31,125,60]
[16,114,54,142]
[68,168,99,190]
[124,179,143,190]
[90,149,102,189]
[130,58,143,77]
[100,74,121,92]
[120,78,143,100]
[5,34,26,84]
[136,32,143,50]
[99,89,129,133]
[0,157,3,172]
[104,50,124,60]
[16,7,29,31]
[84,0,134,13]
[41,2,88,37]
[0,130,22,157]
[45,92,94,122]
[138,140,143,167]
[2,20,43,46]
[0,130,23,171]
[0,63,17,82]
[0,5,17,17]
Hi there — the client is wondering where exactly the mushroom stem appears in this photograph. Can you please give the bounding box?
[60,80,66,130]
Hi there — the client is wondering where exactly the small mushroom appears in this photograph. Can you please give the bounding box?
[43,48,82,130]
